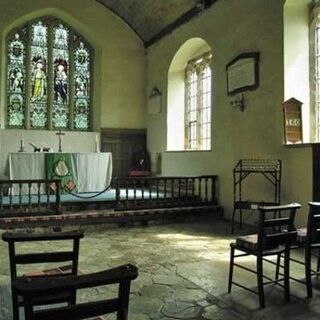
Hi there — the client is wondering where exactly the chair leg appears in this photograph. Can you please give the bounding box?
[231,208,236,234]
[228,246,235,293]
[275,253,281,280]
[12,289,19,320]
[317,248,320,278]
[22,297,34,320]
[283,248,290,302]
[69,290,77,306]
[257,255,265,308]
[118,279,131,320]
[239,209,243,229]
[305,247,313,298]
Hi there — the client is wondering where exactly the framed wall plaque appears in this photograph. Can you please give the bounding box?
[226,52,260,96]
[283,97,303,144]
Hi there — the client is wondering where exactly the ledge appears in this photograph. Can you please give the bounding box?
[283,143,313,148]
[166,150,212,153]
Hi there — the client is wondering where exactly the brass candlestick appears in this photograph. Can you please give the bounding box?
[18,139,25,152]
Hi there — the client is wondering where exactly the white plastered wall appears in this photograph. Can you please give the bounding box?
[147,0,313,225]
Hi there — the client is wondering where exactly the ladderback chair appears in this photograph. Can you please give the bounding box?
[2,230,84,320]
[14,264,138,320]
[304,202,320,297]
[228,203,301,308]
[277,202,320,297]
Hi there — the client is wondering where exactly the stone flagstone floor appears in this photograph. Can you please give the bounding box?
[1,220,320,319]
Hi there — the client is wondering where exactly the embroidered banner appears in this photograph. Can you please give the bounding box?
[45,153,76,191]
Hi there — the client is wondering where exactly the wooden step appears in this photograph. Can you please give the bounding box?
[0,205,223,229]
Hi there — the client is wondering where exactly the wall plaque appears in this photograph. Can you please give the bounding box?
[226,52,260,95]
[283,97,303,144]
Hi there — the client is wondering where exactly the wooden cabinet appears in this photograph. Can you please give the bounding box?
[101,129,147,179]
[283,98,303,144]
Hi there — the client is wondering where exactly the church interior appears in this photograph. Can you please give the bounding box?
[1,0,320,319]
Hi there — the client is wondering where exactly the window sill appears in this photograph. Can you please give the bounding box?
[166,149,212,153]
[283,143,313,148]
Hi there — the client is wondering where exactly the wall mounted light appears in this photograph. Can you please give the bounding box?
[148,87,162,115]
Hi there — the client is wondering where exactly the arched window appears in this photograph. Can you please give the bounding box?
[7,17,93,131]
[167,38,212,151]
[185,52,212,150]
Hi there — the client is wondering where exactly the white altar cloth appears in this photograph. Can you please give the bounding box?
[8,152,113,193]
[74,153,113,192]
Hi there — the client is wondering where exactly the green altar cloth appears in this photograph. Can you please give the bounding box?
[45,153,76,191]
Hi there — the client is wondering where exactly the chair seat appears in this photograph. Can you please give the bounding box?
[296,227,320,249]
[236,234,258,251]
[296,227,307,245]
[234,234,285,254]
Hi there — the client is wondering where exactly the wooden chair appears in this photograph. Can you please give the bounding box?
[276,202,320,298]
[2,230,84,320]
[228,203,300,308]
[14,264,138,320]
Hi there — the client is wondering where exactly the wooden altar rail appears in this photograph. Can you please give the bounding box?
[114,175,218,210]
[0,179,61,217]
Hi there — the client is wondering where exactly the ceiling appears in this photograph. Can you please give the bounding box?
[95,0,217,47]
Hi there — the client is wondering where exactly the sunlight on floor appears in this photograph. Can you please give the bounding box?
[1,221,320,320]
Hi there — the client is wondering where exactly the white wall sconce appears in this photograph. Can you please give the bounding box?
[230,93,245,112]
[148,87,162,115]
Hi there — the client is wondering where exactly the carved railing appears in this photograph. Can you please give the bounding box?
[0,179,61,217]
[114,175,218,210]
[0,176,218,216]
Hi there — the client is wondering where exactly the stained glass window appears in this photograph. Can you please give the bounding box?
[6,17,93,131]
[185,52,212,150]
[7,32,26,127]
[74,41,91,130]
[30,21,48,128]
[53,24,69,129]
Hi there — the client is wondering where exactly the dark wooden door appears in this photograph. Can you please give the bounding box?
[101,129,146,179]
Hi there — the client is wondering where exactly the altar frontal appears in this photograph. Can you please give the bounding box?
[45,153,75,191]
[8,152,112,194]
